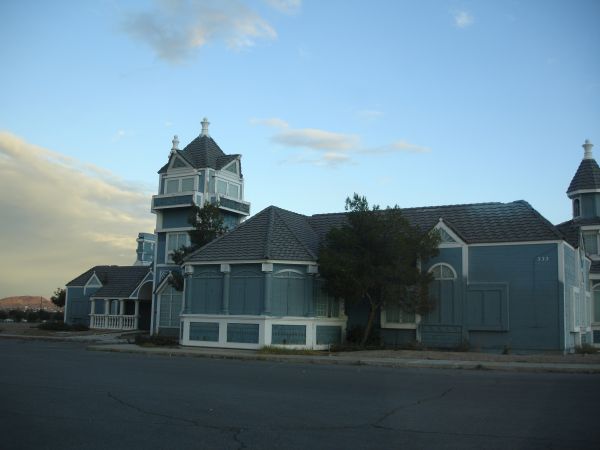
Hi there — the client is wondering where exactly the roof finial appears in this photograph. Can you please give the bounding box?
[171,135,179,151]
[583,139,594,160]
[201,117,210,137]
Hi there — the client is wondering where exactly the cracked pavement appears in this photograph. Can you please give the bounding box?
[2,340,599,449]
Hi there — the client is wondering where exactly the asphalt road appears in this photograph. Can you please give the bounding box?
[1,340,599,450]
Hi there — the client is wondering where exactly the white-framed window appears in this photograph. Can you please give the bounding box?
[383,300,416,326]
[216,178,241,199]
[164,176,195,194]
[582,230,600,256]
[166,232,190,263]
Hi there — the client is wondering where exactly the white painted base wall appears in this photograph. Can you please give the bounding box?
[180,314,347,350]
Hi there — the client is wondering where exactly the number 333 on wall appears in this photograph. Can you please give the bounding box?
[536,256,550,262]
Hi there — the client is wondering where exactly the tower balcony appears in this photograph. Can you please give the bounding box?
[151,192,203,212]
[212,194,251,216]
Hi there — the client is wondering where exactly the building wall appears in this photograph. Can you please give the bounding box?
[162,209,191,229]
[563,244,593,350]
[468,243,560,351]
[65,286,96,325]
[178,262,345,349]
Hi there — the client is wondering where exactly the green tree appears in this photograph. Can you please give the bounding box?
[171,201,227,265]
[169,202,228,290]
[51,288,66,308]
[318,194,440,347]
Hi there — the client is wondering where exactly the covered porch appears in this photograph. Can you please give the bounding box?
[89,280,152,331]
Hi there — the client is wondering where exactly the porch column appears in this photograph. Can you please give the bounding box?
[262,263,273,315]
[221,264,230,314]
[104,299,110,315]
[119,300,125,328]
[183,265,193,314]
[305,265,318,317]
[134,300,140,329]
[89,299,96,328]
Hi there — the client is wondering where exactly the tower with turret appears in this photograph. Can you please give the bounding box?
[557,139,599,344]
[150,119,251,335]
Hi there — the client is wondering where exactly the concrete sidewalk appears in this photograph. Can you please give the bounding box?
[87,343,600,374]
[4,331,600,373]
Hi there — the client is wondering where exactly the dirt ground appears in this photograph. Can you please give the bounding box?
[0,322,117,337]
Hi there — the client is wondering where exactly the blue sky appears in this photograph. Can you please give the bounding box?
[0,0,599,298]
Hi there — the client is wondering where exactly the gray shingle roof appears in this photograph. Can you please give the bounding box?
[187,206,318,262]
[158,135,240,173]
[66,266,151,298]
[567,158,600,194]
[186,200,564,263]
[556,217,600,248]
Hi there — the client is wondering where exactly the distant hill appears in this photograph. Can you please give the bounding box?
[0,296,61,311]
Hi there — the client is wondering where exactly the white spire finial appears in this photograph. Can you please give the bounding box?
[583,139,594,160]
[171,135,179,151]
[201,117,210,137]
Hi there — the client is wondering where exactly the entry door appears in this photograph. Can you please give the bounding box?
[425,279,455,324]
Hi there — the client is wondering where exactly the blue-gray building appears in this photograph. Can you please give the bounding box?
[65,122,596,352]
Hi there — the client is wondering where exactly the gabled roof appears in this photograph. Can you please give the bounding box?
[186,200,565,263]
[66,266,151,298]
[567,158,600,194]
[158,135,241,173]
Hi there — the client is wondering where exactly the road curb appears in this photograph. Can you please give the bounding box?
[86,344,600,374]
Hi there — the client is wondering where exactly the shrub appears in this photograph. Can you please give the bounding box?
[37,322,89,331]
[9,309,25,322]
[575,343,597,354]
[134,334,178,347]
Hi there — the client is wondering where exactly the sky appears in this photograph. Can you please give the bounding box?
[0,0,599,299]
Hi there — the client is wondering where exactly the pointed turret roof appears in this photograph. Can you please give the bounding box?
[158,118,241,173]
[567,140,600,195]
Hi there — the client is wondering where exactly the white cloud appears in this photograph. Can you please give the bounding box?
[273,128,360,151]
[453,10,474,28]
[249,117,289,128]
[252,117,430,166]
[123,0,277,63]
[0,132,154,298]
[264,0,302,14]
[389,140,431,153]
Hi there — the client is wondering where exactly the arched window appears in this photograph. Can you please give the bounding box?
[430,263,457,281]
[573,199,581,218]
[426,263,457,324]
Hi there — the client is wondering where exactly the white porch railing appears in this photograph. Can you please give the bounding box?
[90,314,137,330]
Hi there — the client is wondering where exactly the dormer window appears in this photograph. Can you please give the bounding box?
[164,177,195,194]
[573,198,581,218]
